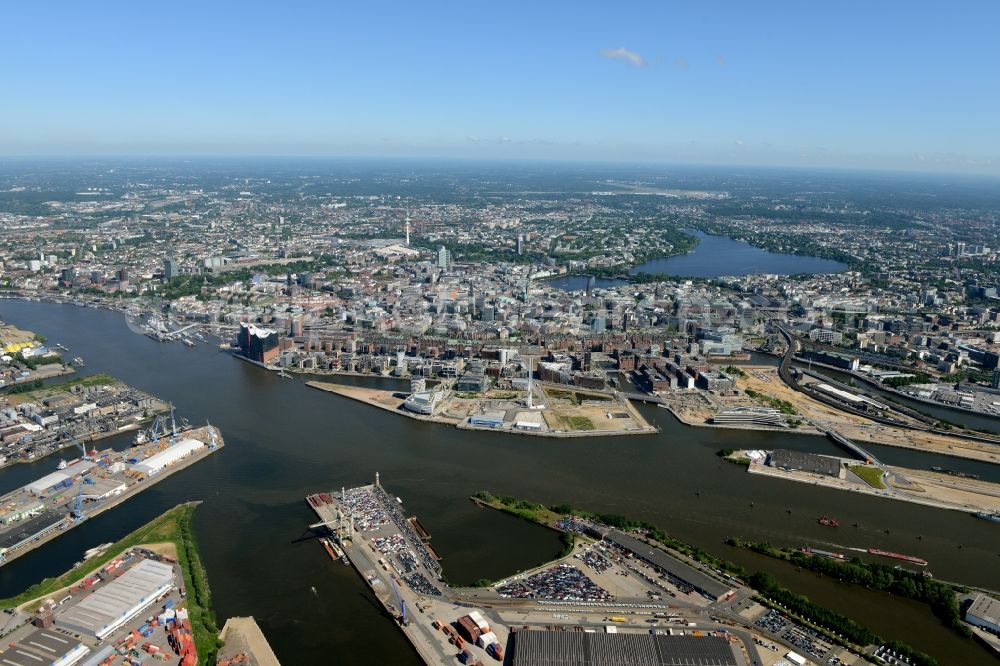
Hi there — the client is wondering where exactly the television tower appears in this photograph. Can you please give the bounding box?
[405,215,411,246]
[526,356,534,409]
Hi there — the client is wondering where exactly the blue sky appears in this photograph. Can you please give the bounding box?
[3,1,999,173]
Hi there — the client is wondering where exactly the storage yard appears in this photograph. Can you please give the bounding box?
[0,425,223,566]
[305,479,869,666]
[0,374,169,467]
[0,547,200,665]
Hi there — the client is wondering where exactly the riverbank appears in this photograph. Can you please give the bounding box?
[218,617,282,666]
[740,457,1000,515]
[307,380,658,438]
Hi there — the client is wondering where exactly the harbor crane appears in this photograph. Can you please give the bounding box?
[65,436,93,523]
[388,576,409,626]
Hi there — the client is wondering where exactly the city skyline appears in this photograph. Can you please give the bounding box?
[2,2,999,174]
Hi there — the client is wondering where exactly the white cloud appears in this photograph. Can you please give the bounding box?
[600,47,646,68]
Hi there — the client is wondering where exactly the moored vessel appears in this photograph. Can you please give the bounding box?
[867,548,928,566]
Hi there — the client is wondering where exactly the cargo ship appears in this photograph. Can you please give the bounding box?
[973,511,1000,523]
[320,537,341,561]
[800,547,846,560]
[818,516,840,527]
[320,537,349,564]
[867,548,927,566]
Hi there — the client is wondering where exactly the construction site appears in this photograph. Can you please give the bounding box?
[306,379,657,438]
[0,422,223,567]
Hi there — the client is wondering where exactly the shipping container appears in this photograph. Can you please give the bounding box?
[457,616,481,642]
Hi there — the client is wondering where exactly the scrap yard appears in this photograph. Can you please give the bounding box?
[305,478,870,666]
[0,424,223,566]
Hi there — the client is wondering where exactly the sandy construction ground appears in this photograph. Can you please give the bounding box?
[738,367,1000,464]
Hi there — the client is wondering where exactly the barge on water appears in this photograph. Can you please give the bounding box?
[867,548,928,566]
[800,547,846,561]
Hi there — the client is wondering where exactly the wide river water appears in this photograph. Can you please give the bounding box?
[0,301,995,664]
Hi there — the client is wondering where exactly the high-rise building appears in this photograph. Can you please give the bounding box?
[437,246,451,271]
[163,258,178,280]
[516,234,523,255]
[237,322,280,365]
[993,368,1000,390]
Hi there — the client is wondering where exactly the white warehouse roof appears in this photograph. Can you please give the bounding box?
[26,471,70,495]
[55,558,174,639]
[131,438,205,475]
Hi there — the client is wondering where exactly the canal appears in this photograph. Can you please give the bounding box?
[0,300,995,664]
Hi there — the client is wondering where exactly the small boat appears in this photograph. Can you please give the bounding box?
[73,357,85,366]
[818,516,840,527]
[57,459,68,470]
[973,511,1000,524]
[182,338,195,348]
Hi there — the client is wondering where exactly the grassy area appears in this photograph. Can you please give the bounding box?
[744,387,798,415]
[849,465,887,489]
[10,373,119,401]
[546,389,612,405]
[559,415,595,430]
[0,503,222,664]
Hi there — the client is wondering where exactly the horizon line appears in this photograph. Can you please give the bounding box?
[0,154,997,181]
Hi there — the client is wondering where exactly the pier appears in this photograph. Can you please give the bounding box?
[0,425,224,567]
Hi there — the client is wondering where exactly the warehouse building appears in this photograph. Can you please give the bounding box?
[967,593,1000,634]
[513,631,738,666]
[131,438,205,476]
[26,471,72,496]
[0,629,89,666]
[55,559,174,640]
[469,411,506,428]
[604,530,735,602]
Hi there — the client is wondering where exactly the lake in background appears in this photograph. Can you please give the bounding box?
[547,230,848,290]
[631,230,848,278]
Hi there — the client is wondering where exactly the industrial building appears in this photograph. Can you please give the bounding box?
[603,530,735,602]
[469,411,505,428]
[966,593,1000,634]
[513,630,738,666]
[769,449,844,478]
[812,383,887,412]
[55,559,174,640]
[130,438,205,476]
[0,629,89,666]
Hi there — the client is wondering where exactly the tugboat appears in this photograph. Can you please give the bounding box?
[818,516,840,527]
